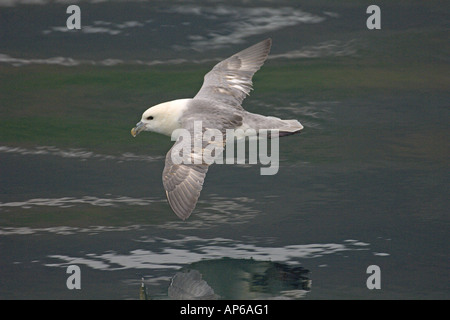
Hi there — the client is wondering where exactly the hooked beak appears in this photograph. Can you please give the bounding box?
[131,121,145,137]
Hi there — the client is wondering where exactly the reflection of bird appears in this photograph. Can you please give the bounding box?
[168,270,219,300]
[169,258,310,300]
[131,39,303,220]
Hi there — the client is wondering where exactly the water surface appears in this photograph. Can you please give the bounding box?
[0,0,448,299]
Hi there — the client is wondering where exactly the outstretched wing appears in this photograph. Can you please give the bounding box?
[194,38,272,109]
[163,39,270,219]
[162,145,209,220]
[162,104,243,220]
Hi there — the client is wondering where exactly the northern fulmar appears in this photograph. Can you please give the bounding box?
[131,38,303,220]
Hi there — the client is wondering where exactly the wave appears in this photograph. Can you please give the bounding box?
[158,195,260,230]
[0,195,261,232]
[0,224,144,236]
[168,5,326,50]
[270,40,357,59]
[44,237,372,270]
[0,195,160,210]
[0,40,356,67]
[0,145,163,162]
[0,53,216,67]
[42,19,150,36]
[0,0,144,7]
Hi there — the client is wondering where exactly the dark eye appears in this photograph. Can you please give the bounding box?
[147,116,154,120]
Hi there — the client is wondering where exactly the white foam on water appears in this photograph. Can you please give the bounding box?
[44,237,373,270]
[0,145,163,162]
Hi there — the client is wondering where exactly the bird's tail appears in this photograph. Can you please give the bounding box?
[277,119,304,137]
[242,113,304,138]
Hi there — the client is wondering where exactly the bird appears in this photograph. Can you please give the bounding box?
[131,38,303,220]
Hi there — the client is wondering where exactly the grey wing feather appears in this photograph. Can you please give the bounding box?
[163,145,209,220]
[162,111,239,220]
[194,38,272,109]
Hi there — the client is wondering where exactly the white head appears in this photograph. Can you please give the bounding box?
[131,99,190,137]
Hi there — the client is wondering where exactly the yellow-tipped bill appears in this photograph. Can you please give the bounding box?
[131,121,145,137]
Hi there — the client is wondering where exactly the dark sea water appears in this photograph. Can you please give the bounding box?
[0,0,449,300]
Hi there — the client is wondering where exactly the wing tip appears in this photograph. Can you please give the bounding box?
[165,190,194,220]
[234,37,272,54]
